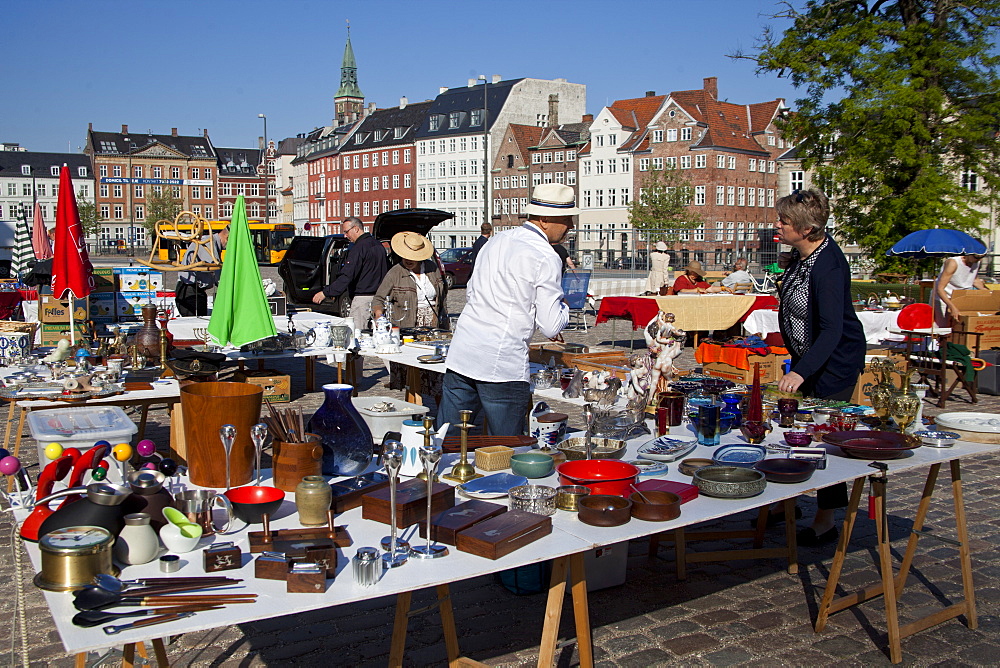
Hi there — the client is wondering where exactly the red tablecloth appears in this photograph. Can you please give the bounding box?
[595,295,778,330]
[0,291,23,320]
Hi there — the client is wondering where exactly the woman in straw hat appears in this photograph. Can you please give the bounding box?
[373,231,445,329]
[672,260,710,294]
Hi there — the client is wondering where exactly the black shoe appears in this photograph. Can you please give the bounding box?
[797,526,838,547]
[751,505,802,528]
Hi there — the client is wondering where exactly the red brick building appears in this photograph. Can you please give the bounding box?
[490,124,543,230]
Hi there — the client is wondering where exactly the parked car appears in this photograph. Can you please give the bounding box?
[438,247,473,288]
[278,208,454,321]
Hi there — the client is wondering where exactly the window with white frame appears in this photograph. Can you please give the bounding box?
[768,161,775,173]
[652,157,664,170]
[172,167,180,178]
[404,174,411,188]
[494,177,501,190]
[748,188,756,207]
[99,165,108,177]
[621,158,630,173]
[533,172,542,186]
[113,165,122,177]
[639,158,649,171]
[519,174,528,188]
[652,130,663,143]
[100,184,109,197]
[717,155,726,168]
[767,189,775,207]
[622,187,630,205]
[728,156,736,170]
[567,172,577,185]
[555,171,565,183]
[727,222,735,241]
[758,188,765,206]
[665,157,677,169]
[543,172,553,183]
[113,184,122,198]
[608,134,617,145]
[595,135,604,148]
[716,186,725,205]
[566,150,576,161]
[790,170,804,191]
[727,186,735,206]
[583,190,591,207]
[695,225,705,241]
[383,175,390,189]
[738,187,745,206]
[694,186,706,205]
[608,189,616,207]
[595,190,604,207]
[666,128,677,142]
[961,170,979,191]
[608,160,616,174]
[114,205,123,219]
[392,174,400,189]
[532,153,541,164]
[748,159,757,172]
[768,135,775,146]
[680,128,692,141]
[695,155,706,168]
[100,204,109,219]
[554,151,564,162]
[583,161,592,176]
[716,222,724,240]
[449,186,456,201]
[372,177,379,191]
[680,156,691,169]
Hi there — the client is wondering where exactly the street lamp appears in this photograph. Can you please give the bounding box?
[478,75,489,231]
[258,113,270,226]
[123,136,134,257]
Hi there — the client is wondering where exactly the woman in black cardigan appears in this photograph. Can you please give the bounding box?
[775,189,866,545]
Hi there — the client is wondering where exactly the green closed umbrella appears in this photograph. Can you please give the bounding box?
[208,195,277,347]
[10,208,33,280]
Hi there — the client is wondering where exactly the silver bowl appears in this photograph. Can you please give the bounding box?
[556,437,627,461]
[914,430,960,448]
[693,466,767,499]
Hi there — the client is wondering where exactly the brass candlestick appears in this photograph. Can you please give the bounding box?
[415,416,437,482]
[443,410,481,483]
[159,330,168,370]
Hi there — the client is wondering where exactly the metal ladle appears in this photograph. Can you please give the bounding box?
[250,423,269,485]
[219,424,236,491]
[582,404,596,460]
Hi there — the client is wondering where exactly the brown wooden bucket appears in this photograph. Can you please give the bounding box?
[181,382,263,488]
[272,433,324,492]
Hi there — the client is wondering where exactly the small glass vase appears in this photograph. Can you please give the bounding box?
[308,384,375,476]
[740,420,770,445]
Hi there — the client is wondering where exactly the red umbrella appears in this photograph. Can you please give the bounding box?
[32,200,52,260]
[51,165,94,343]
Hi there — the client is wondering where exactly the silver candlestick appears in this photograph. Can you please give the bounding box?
[380,439,409,568]
[219,424,236,491]
[250,423,269,486]
[410,441,448,559]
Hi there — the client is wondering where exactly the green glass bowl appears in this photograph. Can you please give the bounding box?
[510,452,556,479]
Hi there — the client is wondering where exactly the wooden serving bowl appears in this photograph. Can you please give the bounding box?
[629,490,681,522]
[577,495,632,527]
[754,458,815,484]
[224,485,285,524]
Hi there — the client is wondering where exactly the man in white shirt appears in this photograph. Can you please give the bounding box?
[438,184,576,435]
[720,257,753,291]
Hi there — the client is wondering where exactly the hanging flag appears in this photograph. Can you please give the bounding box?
[10,210,33,279]
[32,200,53,260]
[51,164,94,300]
[207,194,277,347]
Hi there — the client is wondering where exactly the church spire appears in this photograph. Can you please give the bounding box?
[336,22,364,100]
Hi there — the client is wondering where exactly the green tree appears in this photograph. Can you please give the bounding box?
[144,188,183,232]
[739,0,1000,269]
[627,166,703,246]
[76,193,99,236]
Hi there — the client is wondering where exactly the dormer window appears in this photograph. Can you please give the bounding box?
[77,167,88,177]
[21,165,30,175]
[394,126,407,139]
[470,109,483,126]
[449,111,463,128]
[429,115,443,131]
[51,166,60,176]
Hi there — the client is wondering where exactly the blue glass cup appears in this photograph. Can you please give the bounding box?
[696,403,722,447]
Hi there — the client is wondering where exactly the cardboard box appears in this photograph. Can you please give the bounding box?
[849,350,908,406]
[704,353,787,384]
[117,292,157,316]
[40,323,87,347]
[88,293,118,322]
[92,267,116,293]
[39,297,87,323]
[233,369,292,403]
[114,267,164,291]
[951,289,1000,349]
[268,295,286,317]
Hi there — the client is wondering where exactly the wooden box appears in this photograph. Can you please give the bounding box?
[233,369,292,403]
[253,546,337,580]
[634,479,699,503]
[456,510,552,560]
[417,500,508,545]
[286,563,326,593]
[361,478,455,528]
[248,525,351,554]
[330,472,390,513]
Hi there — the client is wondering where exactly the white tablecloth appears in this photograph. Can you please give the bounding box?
[743,309,902,344]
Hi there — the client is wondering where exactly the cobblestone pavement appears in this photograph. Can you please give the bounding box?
[2,281,1000,667]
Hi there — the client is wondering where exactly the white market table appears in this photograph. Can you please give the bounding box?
[743,308,904,344]
[14,422,997,666]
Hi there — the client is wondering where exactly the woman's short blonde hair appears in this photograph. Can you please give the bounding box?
[776,189,829,242]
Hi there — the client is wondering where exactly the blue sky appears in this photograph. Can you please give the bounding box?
[3,0,798,153]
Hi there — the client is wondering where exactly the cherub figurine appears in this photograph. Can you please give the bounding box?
[626,351,653,411]
[644,311,687,395]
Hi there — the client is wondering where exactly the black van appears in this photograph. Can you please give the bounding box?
[278,208,454,317]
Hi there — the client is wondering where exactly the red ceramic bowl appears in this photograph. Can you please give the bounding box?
[224,485,285,524]
[556,460,640,497]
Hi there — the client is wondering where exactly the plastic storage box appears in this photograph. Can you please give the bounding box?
[352,396,429,442]
[27,406,138,466]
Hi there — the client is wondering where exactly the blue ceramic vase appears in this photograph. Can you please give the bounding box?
[308,384,374,476]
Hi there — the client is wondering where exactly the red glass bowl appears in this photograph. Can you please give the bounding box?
[224,485,286,524]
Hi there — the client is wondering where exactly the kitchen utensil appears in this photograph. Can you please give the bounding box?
[554,485,590,511]
[28,482,132,544]
[73,590,257,612]
[821,430,920,459]
[73,604,222,628]
[34,526,117,592]
[692,466,767,499]
[913,430,960,448]
[509,453,555,479]
[753,458,816,484]
[103,611,196,635]
[410,441,448,559]
[160,555,181,573]
[457,472,528,499]
[582,403,595,460]
[220,424,237,491]
[176,489,233,536]
[250,423,268,486]
[629,490,681,521]
[224,486,285,524]
[508,485,557,516]
[635,436,698,462]
[711,444,767,468]
[555,460,640,498]
[556,436,627,461]
[577,495,632,527]
[92,575,238,592]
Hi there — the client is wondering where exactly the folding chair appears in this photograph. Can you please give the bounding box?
[561,270,592,332]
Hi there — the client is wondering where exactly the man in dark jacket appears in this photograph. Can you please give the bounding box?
[312,217,388,331]
[467,222,492,277]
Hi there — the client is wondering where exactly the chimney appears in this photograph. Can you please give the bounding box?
[582,114,594,123]
[548,94,559,127]
[704,77,718,100]
[491,74,501,84]
[121,124,128,134]
[171,128,178,137]
[645,91,656,97]
[439,86,449,95]
[203,129,209,138]
[259,136,264,151]
[88,122,93,131]
[468,78,476,88]
[399,96,408,109]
